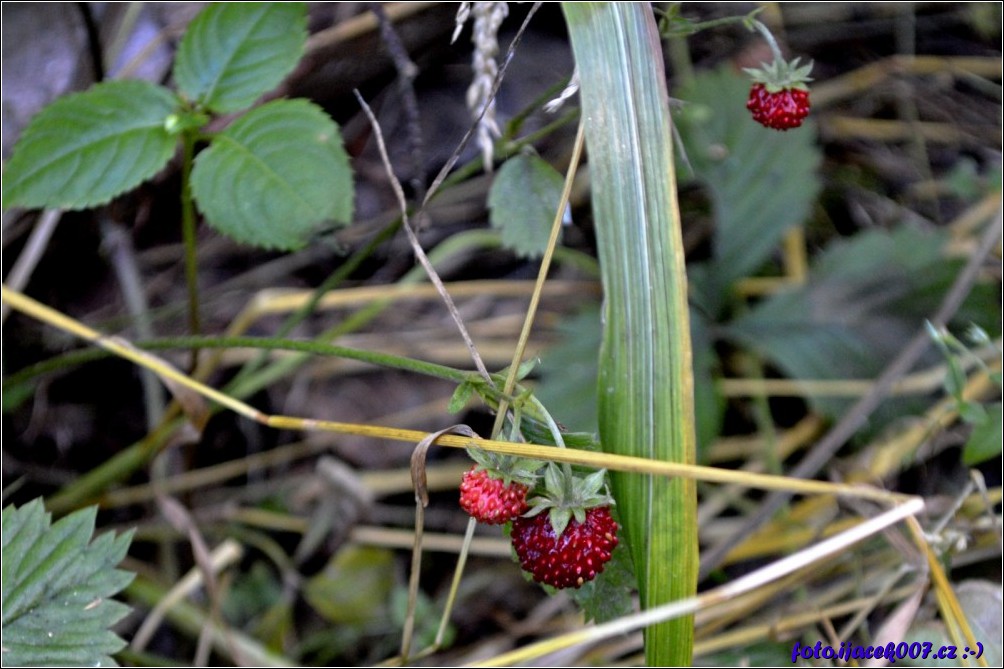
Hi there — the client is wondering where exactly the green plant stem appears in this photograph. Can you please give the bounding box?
[167,335,471,383]
[750,19,786,63]
[180,130,201,366]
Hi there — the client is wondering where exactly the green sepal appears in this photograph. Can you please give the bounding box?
[448,380,477,414]
[743,56,814,92]
[549,507,573,539]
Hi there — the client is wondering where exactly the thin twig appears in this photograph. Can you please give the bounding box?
[354,90,494,384]
[1,209,62,323]
[100,218,165,431]
[370,2,426,204]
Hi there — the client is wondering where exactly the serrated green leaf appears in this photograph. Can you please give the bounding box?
[174,3,307,114]
[488,153,565,258]
[191,99,354,250]
[1,499,135,667]
[724,226,1000,419]
[675,66,822,311]
[1,80,179,210]
[963,403,1002,465]
[536,307,602,433]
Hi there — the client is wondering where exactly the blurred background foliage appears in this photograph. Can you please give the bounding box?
[2,3,1001,665]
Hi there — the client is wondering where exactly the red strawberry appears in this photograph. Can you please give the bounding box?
[746,83,810,131]
[459,466,530,524]
[743,56,814,131]
[511,505,618,589]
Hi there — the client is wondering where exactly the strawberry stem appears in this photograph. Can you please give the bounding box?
[750,19,786,64]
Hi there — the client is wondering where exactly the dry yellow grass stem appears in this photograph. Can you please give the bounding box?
[470,498,925,667]
[2,282,915,506]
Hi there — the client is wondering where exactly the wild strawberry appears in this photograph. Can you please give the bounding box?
[744,56,814,131]
[746,83,810,131]
[460,467,529,524]
[509,464,618,589]
[459,450,540,525]
[511,505,618,589]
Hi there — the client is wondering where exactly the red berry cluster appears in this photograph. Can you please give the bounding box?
[460,457,619,590]
[510,506,618,589]
[743,55,814,131]
[459,467,529,525]
[746,83,810,131]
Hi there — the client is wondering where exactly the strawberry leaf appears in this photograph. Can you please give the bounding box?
[174,3,307,114]
[488,153,565,259]
[724,226,1000,419]
[191,99,353,250]
[1,499,134,667]
[1,80,179,210]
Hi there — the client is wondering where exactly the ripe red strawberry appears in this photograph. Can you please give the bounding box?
[511,505,618,589]
[746,83,810,131]
[460,466,530,524]
[743,55,814,131]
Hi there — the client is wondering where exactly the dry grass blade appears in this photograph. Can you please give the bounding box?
[130,539,243,653]
[354,90,494,384]
[472,498,925,667]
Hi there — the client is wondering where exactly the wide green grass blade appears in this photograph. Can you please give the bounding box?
[563,3,697,665]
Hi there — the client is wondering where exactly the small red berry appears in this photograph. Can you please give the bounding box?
[746,83,810,131]
[460,467,530,524]
[511,506,619,589]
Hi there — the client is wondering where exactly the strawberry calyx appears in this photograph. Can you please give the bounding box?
[511,465,619,589]
[742,56,814,94]
[464,448,540,488]
[522,464,613,538]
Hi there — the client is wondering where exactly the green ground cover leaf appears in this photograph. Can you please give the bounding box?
[174,3,307,114]
[1,80,178,210]
[488,153,565,258]
[2,499,134,667]
[724,226,999,417]
[191,99,353,250]
[963,402,1002,465]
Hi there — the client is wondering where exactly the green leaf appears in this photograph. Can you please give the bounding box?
[488,153,565,258]
[724,226,999,418]
[191,99,354,250]
[1,80,179,210]
[174,2,307,114]
[565,4,697,664]
[1,499,134,667]
[447,380,477,414]
[304,546,394,625]
[675,66,822,312]
[536,307,602,433]
[962,403,1002,465]
[958,400,989,425]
